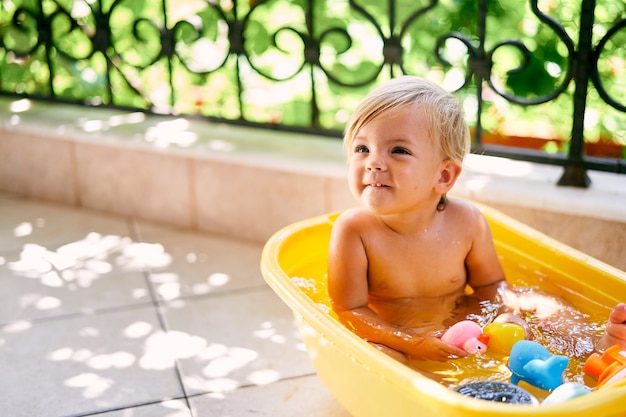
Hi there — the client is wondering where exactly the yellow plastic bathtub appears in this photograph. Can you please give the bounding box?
[260,202,626,417]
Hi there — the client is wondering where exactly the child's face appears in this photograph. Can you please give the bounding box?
[348,105,446,215]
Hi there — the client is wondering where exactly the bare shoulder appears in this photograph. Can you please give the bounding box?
[444,199,493,243]
[451,199,504,287]
[334,207,376,230]
[445,198,485,224]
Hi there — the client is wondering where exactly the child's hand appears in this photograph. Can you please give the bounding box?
[405,332,468,362]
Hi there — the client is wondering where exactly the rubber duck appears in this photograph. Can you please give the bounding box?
[483,322,526,355]
[508,340,569,391]
[442,320,489,354]
[584,345,626,389]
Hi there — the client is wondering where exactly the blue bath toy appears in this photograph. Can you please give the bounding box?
[508,340,569,391]
[542,382,590,405]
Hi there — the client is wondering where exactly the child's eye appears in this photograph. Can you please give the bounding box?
[392,147,410,155]
[355,145,369,153]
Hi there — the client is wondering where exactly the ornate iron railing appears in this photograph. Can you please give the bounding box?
[1,0,624,186]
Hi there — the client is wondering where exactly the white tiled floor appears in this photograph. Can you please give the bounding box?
[0,192,350,417]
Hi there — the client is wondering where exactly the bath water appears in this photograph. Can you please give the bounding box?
[291,273,607,401]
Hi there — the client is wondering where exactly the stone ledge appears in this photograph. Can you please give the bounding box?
[1,97,625,270]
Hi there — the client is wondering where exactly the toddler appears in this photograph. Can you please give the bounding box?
[327,76,626,363]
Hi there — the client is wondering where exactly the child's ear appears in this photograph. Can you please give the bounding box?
[435,159,462,193]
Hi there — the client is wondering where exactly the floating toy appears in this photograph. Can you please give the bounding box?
[584,345,626,389]
[542,382,590,405]
[456,381,538,405]
[442,320,489,354]
[508,340,569,391]
[483,322,526,355]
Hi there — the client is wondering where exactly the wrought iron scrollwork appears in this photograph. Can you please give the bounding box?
[0,0,624,185]
[592,18,626,113]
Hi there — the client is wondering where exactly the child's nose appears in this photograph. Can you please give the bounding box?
[366,154,386,171]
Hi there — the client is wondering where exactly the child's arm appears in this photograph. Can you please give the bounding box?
[328,211,467,361]
[464,207,506,289]
[451,205,536,334]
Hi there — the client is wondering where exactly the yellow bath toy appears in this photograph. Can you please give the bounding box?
[483,322,526,355]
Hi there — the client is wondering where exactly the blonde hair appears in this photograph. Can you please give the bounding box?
[343,76,470,164]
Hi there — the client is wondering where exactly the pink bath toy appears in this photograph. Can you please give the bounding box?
[442,320,489,354]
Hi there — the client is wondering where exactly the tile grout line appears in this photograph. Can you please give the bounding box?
[127,218,194,414]
[182,371,322,403]
[0,300,157,329]
[63,395,189,417]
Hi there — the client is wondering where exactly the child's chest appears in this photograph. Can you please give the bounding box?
[364,233,469,299]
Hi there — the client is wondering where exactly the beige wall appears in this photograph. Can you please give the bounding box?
[1,98,624,271]
[488,203,626,272]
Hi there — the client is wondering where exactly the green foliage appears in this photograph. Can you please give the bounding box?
[0,0,624,151]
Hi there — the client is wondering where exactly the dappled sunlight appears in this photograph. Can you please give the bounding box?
[3,232,159,316]
[145,118,198,148]
[13,221,35,237]
[253,320,287,344]
[6,316,191,410]
[152,272,183,300]
[64,373,114,399]
[124,321,154,339]
[31,295,62,310]
[207,139,236,152]
[87,351,136,370]
[57,233,130,260]
[117,242,172,270]
[4,97,228,159]
[208,272,230,287]
[173,317,308,394]
[9,244,54,278]
[3,96,245,176]
[6,99,151,138]
[155,399,191,417]
[140,330,207,370]
[202,345,259,378]
[8,232,130,289]
[151,270,233,300]
[47,346,136,370]
[2,319,33,333]
[6,232,177,299]
[0,197,308,415]
[78,112,146,133]
[191,272,231,295]
[192,376,240,393]
[9,98,32,113]
[247,368,280,385]
[4,96,243,153]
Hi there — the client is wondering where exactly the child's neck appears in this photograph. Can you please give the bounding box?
[377,201,443,235]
